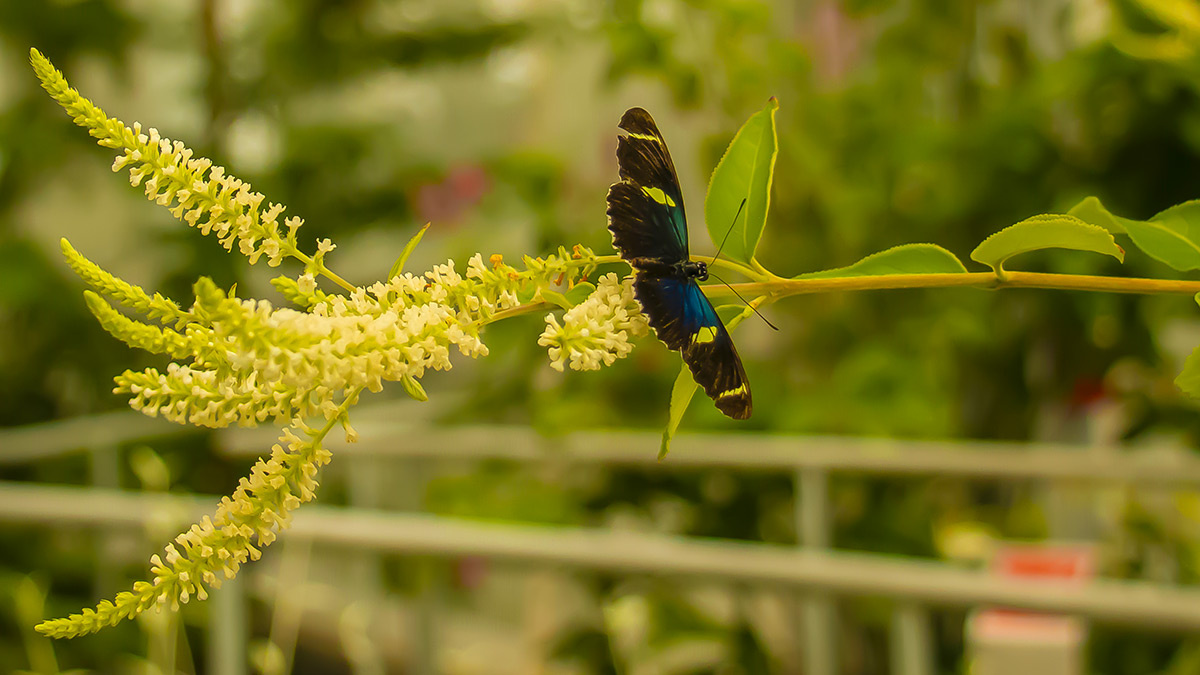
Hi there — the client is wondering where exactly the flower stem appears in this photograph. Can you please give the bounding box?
[482,301,551,326]
[699,271,1200,298]
[286,247,357,294]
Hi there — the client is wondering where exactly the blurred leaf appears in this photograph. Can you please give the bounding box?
[380,22,532,67]
[1135,0,1200,32]
[129,446,171,491]
[795,244,967,279]
[250,639,287,675]
[970,214,1124,274]
[14,576,58,675]
[705,98,779,264]
[1071,196,1200,271]
[425,465,579,524]
[1175,296,1200,399]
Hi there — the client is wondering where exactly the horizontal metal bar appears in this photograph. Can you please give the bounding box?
[217,424,1200,484]
[0,400,449,465]
[0,411,186,464]
[2,480,1200,632]
[7,405,1200,484]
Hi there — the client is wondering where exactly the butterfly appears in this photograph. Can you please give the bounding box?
[605,107,752,420]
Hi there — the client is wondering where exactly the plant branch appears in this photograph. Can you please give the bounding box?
[481,301,551,326]
[287,248,356,294]
[698,271,1200,298]
[594,254,771,281]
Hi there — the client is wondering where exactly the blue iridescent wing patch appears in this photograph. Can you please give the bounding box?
[605,107,751,420]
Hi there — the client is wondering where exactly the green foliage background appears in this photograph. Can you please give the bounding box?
[4,0,1200,672]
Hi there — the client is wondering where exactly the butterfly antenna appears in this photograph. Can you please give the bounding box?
[708,271,779,331]
[710,198,747,265]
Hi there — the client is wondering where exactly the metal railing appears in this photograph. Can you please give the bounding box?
[4,404,1200,674]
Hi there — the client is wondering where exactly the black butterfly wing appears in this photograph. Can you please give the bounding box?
[610,107,688,256]
[605,106,752,420]
[632,277,752,420]
[606,182,686,264]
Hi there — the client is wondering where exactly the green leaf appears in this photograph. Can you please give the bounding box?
[538,288,574,311]
[388,222,431,279]
[658,300,761,458]
[659,365,700,459]
[564,282,597,305]
[704,98,779,264]
[1067,196,1129,235]
[1071,196,1200,271]
[970,214,1124,274]
[516,285,538,304]
[538,282,596,312]
[795,244,967,279]
[1176,294,1200,399]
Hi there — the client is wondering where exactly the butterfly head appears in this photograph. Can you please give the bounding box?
[682,260,708,282]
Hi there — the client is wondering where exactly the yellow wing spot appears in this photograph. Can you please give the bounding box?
[718,384,748,398]
[641,186,677,208]
[694,326,718,344]
[625,132,660,142]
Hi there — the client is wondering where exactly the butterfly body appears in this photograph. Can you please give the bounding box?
[605,108,752,420]
[625,258,708,282]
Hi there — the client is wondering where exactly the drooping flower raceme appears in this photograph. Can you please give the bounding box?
[36,424,333,638]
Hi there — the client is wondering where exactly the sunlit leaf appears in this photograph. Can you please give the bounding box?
[1068,196,1129,234]
[795,244,967,279]
[970,214,1124,274]
[1071,196,1200,271]
[704,98,779,264]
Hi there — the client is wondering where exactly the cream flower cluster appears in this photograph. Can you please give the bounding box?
[539,273,649,371]
[50,241,552,639]
[37,424,332,638]
[90,256,523,430]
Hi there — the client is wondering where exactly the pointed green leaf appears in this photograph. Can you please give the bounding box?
[1071,196,1200,271]
[705,98,779,264]
[658,300,761,458]
[1067,196,1129,235]
[389,222,431,279]
[659,365,700,459]
[795,244,967,279]
[970,214,1124,274]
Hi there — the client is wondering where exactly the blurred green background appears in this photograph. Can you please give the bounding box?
[5,0,1200,673]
